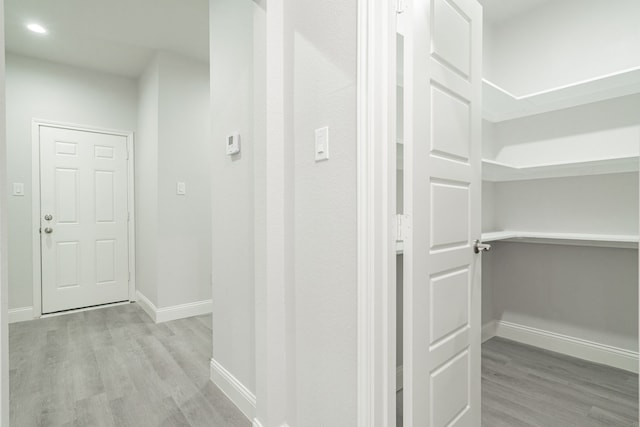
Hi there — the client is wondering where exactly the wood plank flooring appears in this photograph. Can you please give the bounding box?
[483,337,638,427]
[9,303,251,427]
[397,337,639,426]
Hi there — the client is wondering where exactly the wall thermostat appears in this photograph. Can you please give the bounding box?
[226,132,240,155]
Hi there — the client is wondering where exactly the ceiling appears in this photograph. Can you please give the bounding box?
[479,0,553,24]
[6,0,553,77]
[5,0,209,78]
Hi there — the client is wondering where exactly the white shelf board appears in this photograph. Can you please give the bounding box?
[481,231,639,249]
[482,157,639,182]
[483,67,640,122]
[482,231,520,242]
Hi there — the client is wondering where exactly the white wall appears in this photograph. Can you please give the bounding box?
[487,242,638,352]
[481,110,639,347]
[5,51,210,314]
[480,89,640,235]
[209,2,365,424]
[136,56,160,304]
[135,52,212,309]
[481,181,495,326]
[490,94,640,167]
[480,255,493,326]
[6,53,138,310]
[292,0,358,423]
[156,52,212,308]
[481,181,495,232]
[210,0,256,400]
[481,119,497,159]
[481,173,639,349]
[480,105,639,350]
[484,0,640,95]
[493,173,638,235]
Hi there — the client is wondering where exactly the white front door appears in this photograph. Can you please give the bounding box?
[403,0,482,425]
[40,125,130,314]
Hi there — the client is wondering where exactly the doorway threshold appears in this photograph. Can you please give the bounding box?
[40,300,130,319]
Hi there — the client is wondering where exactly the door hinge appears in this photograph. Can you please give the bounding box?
[127,212,130,221]
[396,0,406,14]
[396,214,411,242]
[128,272,131,282]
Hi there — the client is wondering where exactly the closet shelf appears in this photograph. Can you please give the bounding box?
[482,67,640,122]
[482,157,639,182]
[396,233,638,252]
[482,231,639,249]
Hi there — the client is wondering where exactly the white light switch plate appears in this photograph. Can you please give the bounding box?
[315,126,329,162]
[176,182,186,195]
[226,132,240,155]
[13,183,24,196]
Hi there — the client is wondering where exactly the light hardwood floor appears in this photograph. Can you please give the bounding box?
[483,337,638,427]
[9,303,250,427]
[397,337,639,426]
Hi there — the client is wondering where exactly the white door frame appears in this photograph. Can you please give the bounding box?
[356,0,397,425]
[31,119,136,317]
[0,2,8,423]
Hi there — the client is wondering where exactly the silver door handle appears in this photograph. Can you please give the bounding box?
[44,227,53,234]
[473,239,491,254]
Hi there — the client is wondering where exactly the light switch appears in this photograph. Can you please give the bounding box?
[13,183,24,196]
[315,126,329,162]
[176,182,186,195]
[226,132,240,155]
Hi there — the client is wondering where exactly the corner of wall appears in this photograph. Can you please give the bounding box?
[135,290,157,323]
[210,357,256,421]
[134,57,160,308]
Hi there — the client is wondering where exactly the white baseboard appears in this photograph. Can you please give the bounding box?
[135,291,212,323]
[253,421,289,427]
[8,307,33,324]
[482,320,497,343]
[252,419,290,427]
[210,357,256,420]
[155,299,212,323]
[135,291,158,322]
[396,365,403,391]
[492,320,639,374]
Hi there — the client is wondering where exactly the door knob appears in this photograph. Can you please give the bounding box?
[44,227,53,234]
[473,239,491,254]
[44,214,53,221]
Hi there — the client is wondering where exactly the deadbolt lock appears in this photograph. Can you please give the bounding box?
[44,214,53,221]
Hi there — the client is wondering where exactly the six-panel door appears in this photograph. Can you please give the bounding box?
[40,126,129,314]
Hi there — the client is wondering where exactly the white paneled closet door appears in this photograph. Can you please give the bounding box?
[402,0,483,425]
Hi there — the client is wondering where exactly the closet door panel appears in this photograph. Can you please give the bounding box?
[403,0,482,425]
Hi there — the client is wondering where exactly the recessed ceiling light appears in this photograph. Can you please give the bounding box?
[27,23,47,34]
